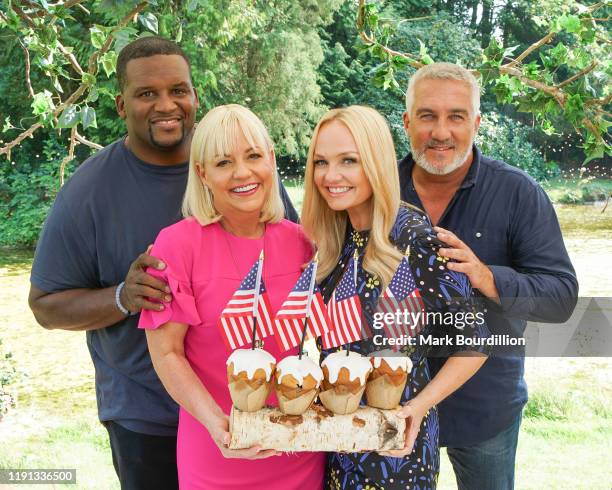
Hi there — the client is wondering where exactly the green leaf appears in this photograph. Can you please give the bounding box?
[114,27,138,52]
[139,13,159,34]
[81,73,96,86]
[100,51,118,77]
[31,90,54,116]
[483,38,503,64]
[549,43,568,64]
[57,105,80,128]
[3,116,15,133]
[559,14,581,34]
[418,39,428,57]
[52,76,63,94]
[582,145,604,165]
[81,106,97,129]
[566,93,584,115]
[422,54,434,65]
[90,26,105,49]
[175,24,183,43]
[187,0,201,11]
[503,45,519,58]
[581,27,596,43]
[86,87,99,103]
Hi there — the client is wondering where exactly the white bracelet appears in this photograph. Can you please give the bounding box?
[115,281,131,316]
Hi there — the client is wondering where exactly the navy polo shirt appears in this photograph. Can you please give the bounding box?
[399,145,578,446]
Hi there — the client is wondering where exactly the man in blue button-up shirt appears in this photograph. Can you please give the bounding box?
[398,62,578,489]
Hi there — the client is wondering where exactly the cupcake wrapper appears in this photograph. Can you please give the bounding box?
[229,379,271,412]
[319,385,366,415]
[276,388,318,415]
[365,373,407,409]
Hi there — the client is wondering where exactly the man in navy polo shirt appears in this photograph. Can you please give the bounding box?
[28,36,297,490]
[398,62,578,489]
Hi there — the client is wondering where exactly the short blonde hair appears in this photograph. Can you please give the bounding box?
[301,105,403,288]
[182,104,284,225]
[405,62,481,116]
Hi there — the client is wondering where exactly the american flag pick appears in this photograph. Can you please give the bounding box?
[217,253,274,350]
[273,259,331,351]
[322,254,363,349]
[376,255,425,349]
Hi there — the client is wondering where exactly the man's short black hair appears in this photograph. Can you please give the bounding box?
[116,36,192,92]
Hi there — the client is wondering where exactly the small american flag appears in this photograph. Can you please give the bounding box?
[273,261,331,351]
[218,257,274,350]
[377,256,425,349]
[322,255,363,349]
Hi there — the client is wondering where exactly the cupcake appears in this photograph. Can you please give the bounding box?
[226,348,276,412]
[319,350,372,415]
[365,354,413,409]
[274,355,323,415]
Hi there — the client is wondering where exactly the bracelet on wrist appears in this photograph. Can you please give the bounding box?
[115,281,137,316]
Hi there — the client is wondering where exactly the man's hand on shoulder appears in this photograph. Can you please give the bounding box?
[121,246,172,313]
[434,226,500,303]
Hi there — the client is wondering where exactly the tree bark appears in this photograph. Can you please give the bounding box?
[229,405,406,452]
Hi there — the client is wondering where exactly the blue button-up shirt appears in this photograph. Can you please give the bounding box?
[399,145,578,446]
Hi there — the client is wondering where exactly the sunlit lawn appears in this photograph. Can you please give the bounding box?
[1,195,611,489]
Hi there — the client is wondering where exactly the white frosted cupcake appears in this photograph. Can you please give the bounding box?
[226,348,276,412]
[365,353,412,409]
[319,350,372,415]
[274,355,323,415]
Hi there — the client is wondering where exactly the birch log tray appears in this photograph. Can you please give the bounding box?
[229,404,406,452]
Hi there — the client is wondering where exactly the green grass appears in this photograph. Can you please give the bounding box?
[543,177,612,204]
[0,255,118,489]
[283,177,305,214]
[2,201,612,488]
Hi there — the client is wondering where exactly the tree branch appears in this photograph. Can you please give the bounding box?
[59,126,77,186]
[13,3,84,77]
[0,1,147,157]
[357,0,422,68]
[0,83,87,156]
[18,0,88,18]
[88,2,147,73]
[557,61,598,89]
[57,42,84,76]
[17,38,35,98]
[11,3,35,28]
[585,94,612,107]
[75,130,103,150]
[504,31,556,69]
[586,1,606,13]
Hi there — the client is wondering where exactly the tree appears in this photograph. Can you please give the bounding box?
[0,0,342,170]
[356,0,611,163]
[0,0,342,247]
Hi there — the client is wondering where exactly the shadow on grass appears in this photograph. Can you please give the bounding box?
[0,248,34,275]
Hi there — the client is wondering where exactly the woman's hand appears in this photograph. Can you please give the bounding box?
[378,397,430,458]
[207,411,279,460]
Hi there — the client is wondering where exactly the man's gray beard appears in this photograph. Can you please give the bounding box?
[413,145,472,176]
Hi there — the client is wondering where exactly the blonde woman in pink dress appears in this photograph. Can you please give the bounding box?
[138,104,325,489]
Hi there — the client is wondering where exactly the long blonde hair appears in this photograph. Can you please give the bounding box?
[182,104,285,225]
[301,105,402,288]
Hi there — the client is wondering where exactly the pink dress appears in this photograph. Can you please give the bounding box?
[139,218,325,490]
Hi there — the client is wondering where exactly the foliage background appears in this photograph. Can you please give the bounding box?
[0,0,610,249]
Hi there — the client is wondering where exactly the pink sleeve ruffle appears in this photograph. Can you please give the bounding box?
[138,269,201,330]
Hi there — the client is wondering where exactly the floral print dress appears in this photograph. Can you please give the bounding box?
[321,205,490,490]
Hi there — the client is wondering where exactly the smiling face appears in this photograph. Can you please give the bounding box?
[312,120,373,230]
[197,131,275,224]
[403,78,480,175]
[116,54,198,164]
